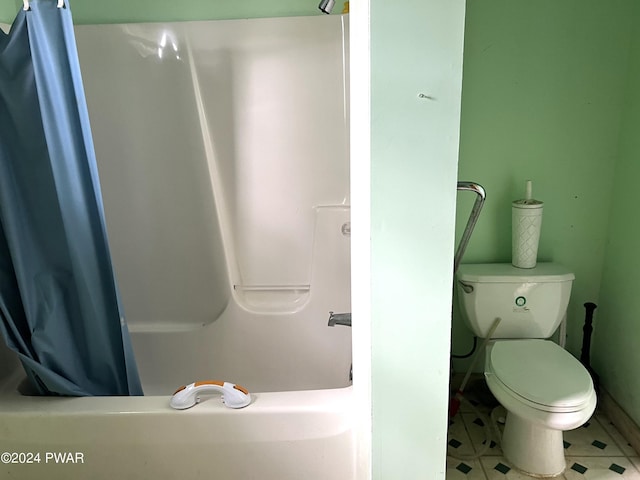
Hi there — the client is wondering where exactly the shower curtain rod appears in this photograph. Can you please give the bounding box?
[23,0,65,11]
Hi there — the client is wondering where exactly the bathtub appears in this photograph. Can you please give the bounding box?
[0,377,354,479]
[0,293,354,480]
[0,272,354,480]
[0,227,354,480]
[0,204,354,479]
[0,203,354,480]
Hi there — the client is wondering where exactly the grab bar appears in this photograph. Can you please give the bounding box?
[454,181,486,274]
[170,380,251,409]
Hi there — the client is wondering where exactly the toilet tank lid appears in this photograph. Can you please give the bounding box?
[457,263,575,283]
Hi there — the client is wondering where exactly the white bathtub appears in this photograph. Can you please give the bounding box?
[0,203,354,480]
[0,267,354,480]
[0,203,353,479]
[0,375,354,479]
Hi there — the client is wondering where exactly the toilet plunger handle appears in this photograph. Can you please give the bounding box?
[580,302,600,394]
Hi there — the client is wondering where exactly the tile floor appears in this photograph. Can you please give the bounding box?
[447,378,640,479]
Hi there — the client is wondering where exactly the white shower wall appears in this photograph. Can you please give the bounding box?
[75,15,350,328]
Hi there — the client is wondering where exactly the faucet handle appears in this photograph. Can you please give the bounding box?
[328,311,351,327]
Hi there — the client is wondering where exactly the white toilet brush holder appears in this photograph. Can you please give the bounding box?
[512,180,543,269]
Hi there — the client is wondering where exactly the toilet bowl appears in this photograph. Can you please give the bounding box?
[485,339,596,477]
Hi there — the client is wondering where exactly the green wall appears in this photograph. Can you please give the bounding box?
[1,0,325,24]
[1,1,18,22]
[593,2,640,426]
[453,0,636,370]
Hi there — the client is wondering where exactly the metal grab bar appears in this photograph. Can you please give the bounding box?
[454,181,486,274]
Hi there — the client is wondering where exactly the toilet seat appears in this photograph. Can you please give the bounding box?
[487,339,594,413]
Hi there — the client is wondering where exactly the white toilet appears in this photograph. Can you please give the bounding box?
[456,263,597,477]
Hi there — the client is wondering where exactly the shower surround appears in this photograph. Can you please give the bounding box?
[0,14,353,479]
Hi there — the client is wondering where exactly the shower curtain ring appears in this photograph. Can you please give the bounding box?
[23,1,63,11]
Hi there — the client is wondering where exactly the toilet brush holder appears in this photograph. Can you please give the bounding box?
[512,180,543,269]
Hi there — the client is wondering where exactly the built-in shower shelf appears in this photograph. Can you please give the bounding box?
[233,284,311,313]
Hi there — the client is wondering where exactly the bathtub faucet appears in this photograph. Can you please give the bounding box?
[328,311,351,327]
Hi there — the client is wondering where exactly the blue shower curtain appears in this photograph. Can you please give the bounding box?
[0,1,142,395]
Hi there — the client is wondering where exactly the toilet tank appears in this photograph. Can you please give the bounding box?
[456,263,575,339]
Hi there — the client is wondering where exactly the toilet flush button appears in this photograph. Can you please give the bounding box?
[513,296,529,313]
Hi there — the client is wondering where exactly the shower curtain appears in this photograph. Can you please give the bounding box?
[0,1,142,395]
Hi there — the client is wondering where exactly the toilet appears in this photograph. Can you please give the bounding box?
[456,263,597,477]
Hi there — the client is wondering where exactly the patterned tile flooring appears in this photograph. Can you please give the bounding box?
[447,379,640,479]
